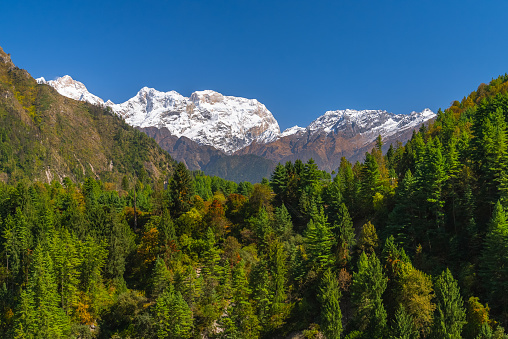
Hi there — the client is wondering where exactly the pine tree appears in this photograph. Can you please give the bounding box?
[351,252,388,338]
[337,157,357,216]
[155,284,194,339]
[272,204,293,238]
[106,212,135,284]
[50,228,82,316]
[324,175,343,225]
[398,264,435,337]
[357,221,378,255]
[359,153,381,214]
[432,268,466,339]
[268,241,289,331]
[169,162,195,217]
[151,257,171,298]
[480,201,508,314]
[3,208,32,290]
[253,207,271,244]
[202,227,221,278]
[304,208,335,272]
[230,261,260,339]
[319,269,343,339]
[250,261,272,329]
[390,304,417,339]
[22,244,70,338]
[271,162,288,206]
[336,202,355,267]
[12,289,36,338]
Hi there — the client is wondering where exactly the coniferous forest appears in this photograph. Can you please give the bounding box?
[3,75,508,338]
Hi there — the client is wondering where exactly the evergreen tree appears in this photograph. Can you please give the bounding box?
[50,228,82,317]
[480,107,508,206]
[169,162,195,217]
[230,261,260,339]
[155,284,193,339]
[357,221,378,255]
[351,252,388,338]
[432,268,466,339]
[336,202,355,267]
[12,289,36,338]
[202,227,221,278]
[398,264,435,337]
[319,269,343,339]
[269,241,289,331]
[337,157,357,215]
[151,257,171,298]
[304,208,335,272]
[359,153,381,214]
[271,162,288,206]
[17,244,71,338]
[390,304,417,339]
[272,204,293,238]
[480,201,508,314]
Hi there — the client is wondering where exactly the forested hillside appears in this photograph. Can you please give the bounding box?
[0,46,175,183]
[2,72,508,338]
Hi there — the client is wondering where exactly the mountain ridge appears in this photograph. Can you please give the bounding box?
[0,48,175,184]
[37,74,436,179]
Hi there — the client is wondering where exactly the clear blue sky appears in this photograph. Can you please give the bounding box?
[2,0,508,130]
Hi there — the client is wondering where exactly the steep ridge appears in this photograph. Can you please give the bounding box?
[1,47,174,184]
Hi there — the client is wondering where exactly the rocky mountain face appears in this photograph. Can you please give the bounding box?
[38,75,436,181]
[238,108,436,172]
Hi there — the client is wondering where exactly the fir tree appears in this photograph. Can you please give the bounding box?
[480,201,508,314]
[336,202,355,267]
[432,268,466,339]
[155,284,194,339]
[351,252,388,338]
[271,162,288,206]
[390,304,417,339]
[319,269,343,339]
[169,162,195,217]
[304,208,335,272]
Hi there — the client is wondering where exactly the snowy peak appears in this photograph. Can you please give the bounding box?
[38,75,280,154]
[37,75,105,106]
[286,108,435,144]
[111,87,280,153]
[281,125,306,138]
[38,74,435,154]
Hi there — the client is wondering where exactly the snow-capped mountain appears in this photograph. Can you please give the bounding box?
[302,108,435,145]
[237,108,436,172]
[36,75,105,106]
[109,87,280,154]
[38,75,279,154]
[38,75,436,175]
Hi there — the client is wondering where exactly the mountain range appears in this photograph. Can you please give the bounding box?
[37,75,436,181]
